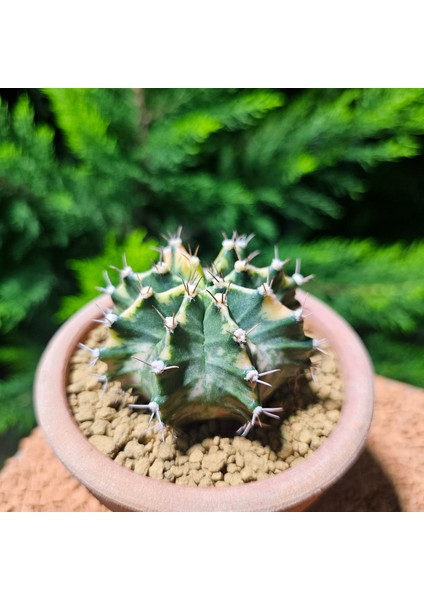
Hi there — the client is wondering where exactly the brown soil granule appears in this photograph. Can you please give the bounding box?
[67,325,343,487]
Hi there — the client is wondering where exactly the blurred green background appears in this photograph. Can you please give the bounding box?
[1,88,423,467]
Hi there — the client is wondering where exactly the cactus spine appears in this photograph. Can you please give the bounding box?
[85,229,318,438]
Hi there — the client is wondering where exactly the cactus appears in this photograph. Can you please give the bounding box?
[83,228,321,439]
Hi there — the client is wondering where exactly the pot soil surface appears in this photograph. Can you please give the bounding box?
[67,325,343,487]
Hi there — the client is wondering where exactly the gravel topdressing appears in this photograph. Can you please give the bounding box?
[67,325,343,487]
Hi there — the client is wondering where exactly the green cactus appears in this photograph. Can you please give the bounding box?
[82,228,321,439]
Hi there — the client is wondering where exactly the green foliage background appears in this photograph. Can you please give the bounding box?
[1,88,423,462]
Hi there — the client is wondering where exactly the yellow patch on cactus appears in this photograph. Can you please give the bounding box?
[260,294,293,321]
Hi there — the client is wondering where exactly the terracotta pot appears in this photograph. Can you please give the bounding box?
[34,291,374,511]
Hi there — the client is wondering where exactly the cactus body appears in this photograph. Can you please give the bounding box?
[91,230,317,437]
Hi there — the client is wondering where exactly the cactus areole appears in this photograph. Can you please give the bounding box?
[84,229,320,439]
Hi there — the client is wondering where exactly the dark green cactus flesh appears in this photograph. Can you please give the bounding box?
[83,229,321,438]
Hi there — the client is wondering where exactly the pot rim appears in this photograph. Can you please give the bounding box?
[34,290,374,511]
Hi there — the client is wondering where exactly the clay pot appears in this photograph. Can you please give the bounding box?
[34,291,374,511]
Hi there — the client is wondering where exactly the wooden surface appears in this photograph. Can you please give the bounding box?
[1,375,423,511]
